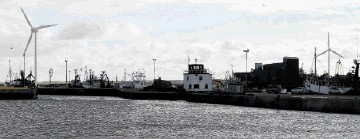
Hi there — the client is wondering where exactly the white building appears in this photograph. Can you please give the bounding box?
[183,64,212,92]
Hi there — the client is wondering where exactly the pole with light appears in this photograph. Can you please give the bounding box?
[49,67,53,85]
[153,59,157,80]
[65,60,68,85]
[69,70,71,84]
[243,49,250,86]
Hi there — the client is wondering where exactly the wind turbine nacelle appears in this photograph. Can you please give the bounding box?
[31,28,38,33]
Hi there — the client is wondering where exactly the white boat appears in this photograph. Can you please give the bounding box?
[306,80,351,94]
[306,79,329,94]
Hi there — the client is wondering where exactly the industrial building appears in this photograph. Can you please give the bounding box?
[233,57,301,90]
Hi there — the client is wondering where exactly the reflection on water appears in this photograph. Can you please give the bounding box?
[0,95,359,138]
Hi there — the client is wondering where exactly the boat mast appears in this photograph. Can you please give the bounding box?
[315,47,317,77]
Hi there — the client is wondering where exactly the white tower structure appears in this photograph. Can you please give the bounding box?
[183,61,212,92]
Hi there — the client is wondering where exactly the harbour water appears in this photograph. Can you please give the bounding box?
[0,95,360,138]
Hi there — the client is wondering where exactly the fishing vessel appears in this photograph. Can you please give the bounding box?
[1,60,37,99]
[81,69,113,88]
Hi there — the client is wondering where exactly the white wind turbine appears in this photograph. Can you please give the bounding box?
[316,32,344,77]
[21,7,57,87]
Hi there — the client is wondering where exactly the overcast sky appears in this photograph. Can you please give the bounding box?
[0,0,360,82]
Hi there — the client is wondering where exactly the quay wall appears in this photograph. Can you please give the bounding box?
[36,88,360,114]
[38,88,119,96]
[0,88,37,99]
[183,93,360,114]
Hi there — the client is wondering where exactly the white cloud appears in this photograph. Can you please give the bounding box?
[127,23,142,36]
[58,22,106,40]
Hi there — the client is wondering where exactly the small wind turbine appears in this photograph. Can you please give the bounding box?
[316,32,343,76]
[20,7,57,87]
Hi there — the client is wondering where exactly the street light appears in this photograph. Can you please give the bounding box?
[23,54,25,78]
[153,59,157,80]
[243,49,250,86]
[65,60,68,85]
[49,67,53,85]
[69,70,71,84]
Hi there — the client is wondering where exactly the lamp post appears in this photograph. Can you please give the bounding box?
[49,68,53,85]
[153,59,157,80]
[23,54,26,86]
[69,70,71,84]
[23,54,25,77]
[243,49,250,86]
[65,60,68,85]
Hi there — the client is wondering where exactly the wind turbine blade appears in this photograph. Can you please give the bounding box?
[328,32,330,49]
[36,24,57,30]
[330,50,344,58]
[316,50,328,57]
[20,7,32,27]
[23,33,33,54]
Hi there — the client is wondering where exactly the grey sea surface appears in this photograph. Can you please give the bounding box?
[0,95,359,138]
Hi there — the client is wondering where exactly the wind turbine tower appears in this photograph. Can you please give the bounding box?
[20,7,57,87]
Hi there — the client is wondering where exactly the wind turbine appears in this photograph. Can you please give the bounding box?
[20,7,57,87]
[316,32,343,76]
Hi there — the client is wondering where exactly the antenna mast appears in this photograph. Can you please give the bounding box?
[123,68,126,81]
[6,60,12,83]
[84,66,88,81]
[188,54,190,65]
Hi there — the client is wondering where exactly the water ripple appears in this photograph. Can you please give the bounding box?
[0,95,359,138]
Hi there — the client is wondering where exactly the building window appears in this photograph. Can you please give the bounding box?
[194,84,199,89]
[199,76,202,80]
[187,76,189,80]
[189,84,192,89]
[205,84,208,89]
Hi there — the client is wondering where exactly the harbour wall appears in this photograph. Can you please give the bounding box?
[37,88,181,100]
[184,93,360,114]
[38,88,119,96]
[0,88,37,99]
[37,88,360,114]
